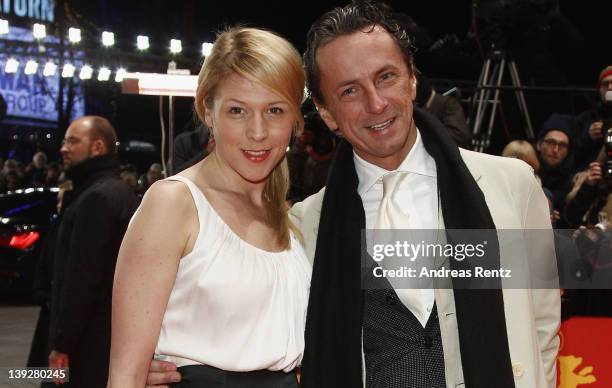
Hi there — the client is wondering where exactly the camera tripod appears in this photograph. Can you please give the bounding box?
[469,49,535,152]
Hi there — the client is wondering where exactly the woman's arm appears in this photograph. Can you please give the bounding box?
[108,180,197,387]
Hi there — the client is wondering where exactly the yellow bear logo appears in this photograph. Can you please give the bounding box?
[559,355,597,388]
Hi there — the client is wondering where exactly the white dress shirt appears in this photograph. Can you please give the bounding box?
[354,129,438,327]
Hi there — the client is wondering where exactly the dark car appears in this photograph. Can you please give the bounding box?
[0,187,57,299]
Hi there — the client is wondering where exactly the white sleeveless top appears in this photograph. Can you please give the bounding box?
[154,175,311,372]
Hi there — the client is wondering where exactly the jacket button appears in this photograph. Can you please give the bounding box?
[512,362,525,377]
[385,296,396,305]
[424,335,433,348]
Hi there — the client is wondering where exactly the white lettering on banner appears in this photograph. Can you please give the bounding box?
[14,0,26,17]
[0,25,84,122]
[0,69,84,122]
[28,0,40,20]
[0,67,84,121]
[0,0,54,22]
[0,69,59,121]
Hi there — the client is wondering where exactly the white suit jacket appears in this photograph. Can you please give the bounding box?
[290,148,560,388]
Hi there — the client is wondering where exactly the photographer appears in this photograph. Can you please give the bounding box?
[573,65,612,170]
[564,146,612,228]
[563,144,612,317]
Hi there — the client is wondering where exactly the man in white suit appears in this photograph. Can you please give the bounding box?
[293,2,559,388]
[146,2,559,388]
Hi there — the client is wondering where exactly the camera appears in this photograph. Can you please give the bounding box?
[604,127,612,180]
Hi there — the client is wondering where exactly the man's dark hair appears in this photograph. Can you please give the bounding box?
[304,0,415,104]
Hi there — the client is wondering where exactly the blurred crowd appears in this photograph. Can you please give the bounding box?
[0,152,164,197]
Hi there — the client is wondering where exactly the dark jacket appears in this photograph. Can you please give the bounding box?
[416,77,472,149]
[573,102,612,171]
[27,214,60,368]
[49,155,138,387]
[173,124,210,173]
[425,91,472,149]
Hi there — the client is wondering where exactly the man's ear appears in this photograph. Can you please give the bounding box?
[315,102,338,132]
[91,139,107,156]
[410,75,417,102]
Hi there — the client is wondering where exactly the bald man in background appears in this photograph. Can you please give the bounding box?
[48,116,139,387]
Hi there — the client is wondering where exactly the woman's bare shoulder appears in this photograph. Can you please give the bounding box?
[137,179,196,222]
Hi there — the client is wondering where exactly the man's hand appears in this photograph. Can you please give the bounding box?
[588,121,604,140]
[585,162,602,186]
[145,359,181,388]
[48,350,68,385]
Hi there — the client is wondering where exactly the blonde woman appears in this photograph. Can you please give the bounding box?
[108,27,311,388]
[501,140,541,174]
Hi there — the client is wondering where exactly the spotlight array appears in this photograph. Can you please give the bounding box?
[1,19,215,84]
[1,19,214,55]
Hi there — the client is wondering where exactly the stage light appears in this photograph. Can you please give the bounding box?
[170,39,182,54]
[98,67,111,81]
[24,60,38,75]
[62,63,75,78]
[201,42,213,57]
[137,35,149,50]
[68,27,81,43]
[115,68,127,82]
[43,61,57,76]
[0,19,9,35]
[79,65,93,80]
[5,58,19,73]
[102,31,115,47]
[32,23,46,39]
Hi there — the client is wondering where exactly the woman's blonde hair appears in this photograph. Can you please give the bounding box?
[195,27,305,249]
[501,140,540,173]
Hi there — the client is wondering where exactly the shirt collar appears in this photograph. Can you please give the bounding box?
[354,128,437,196]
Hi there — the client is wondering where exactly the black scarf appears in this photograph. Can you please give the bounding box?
[301,108,515,388]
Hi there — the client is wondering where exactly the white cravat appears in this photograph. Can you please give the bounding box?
[376,172,411,229]
[374,171,432,327]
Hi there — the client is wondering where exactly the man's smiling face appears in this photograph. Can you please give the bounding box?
[314,26,417,170]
